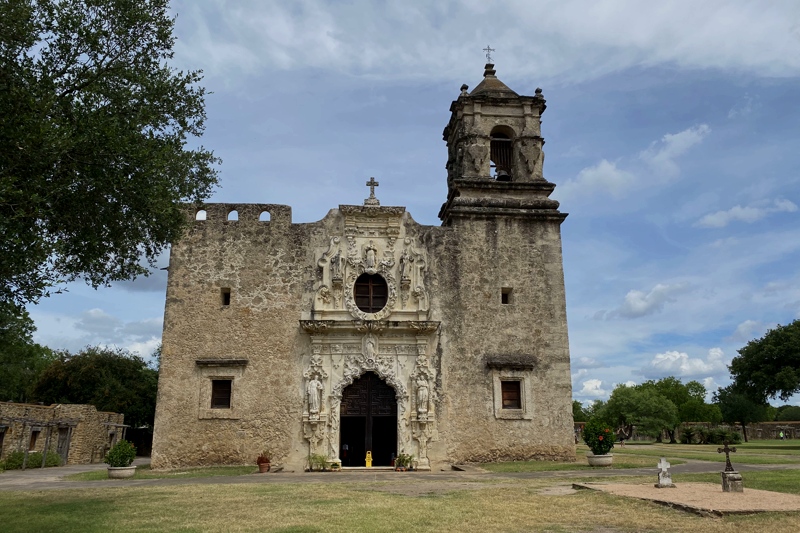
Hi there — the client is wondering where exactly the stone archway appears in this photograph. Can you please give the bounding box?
[339,372,397,467]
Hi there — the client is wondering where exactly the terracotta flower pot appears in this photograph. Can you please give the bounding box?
[258,462,271,473]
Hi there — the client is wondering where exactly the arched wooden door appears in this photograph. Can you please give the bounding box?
[339,372,397,467]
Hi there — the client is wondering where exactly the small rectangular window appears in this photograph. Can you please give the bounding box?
[501,287,513,305]
[221,288,231,306]
[211,379,232,409]
[29,429,40,450]
[501,381,522,409]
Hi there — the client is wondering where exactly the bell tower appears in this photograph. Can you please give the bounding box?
[438,63,562,225]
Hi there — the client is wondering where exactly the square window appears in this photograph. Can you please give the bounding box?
[211,379,232,409]
[501,287,512,304]
[221,288,231,306]
[501,380,522,409]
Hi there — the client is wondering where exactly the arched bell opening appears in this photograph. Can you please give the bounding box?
[490,126,515,181]
[339,372,398,467]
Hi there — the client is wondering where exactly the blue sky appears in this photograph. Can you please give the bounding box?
[26,0,800,405]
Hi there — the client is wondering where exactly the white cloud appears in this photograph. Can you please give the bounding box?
[703,377,721,402]
[642,347,728,378]
[578,379,607,397]
[171,1,800,84]
[728,319,763,343]
[575,356,603,369]
[728,94,760,119]
[696,198,798,228]
[639,124,710,177]
[610,283,690,319]
[559,159,635,199]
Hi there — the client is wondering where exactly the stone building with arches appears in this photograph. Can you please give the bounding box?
[151,64,575,470]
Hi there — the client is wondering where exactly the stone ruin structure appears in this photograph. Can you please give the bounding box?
[151,63,575,471]
[0,402,126,465]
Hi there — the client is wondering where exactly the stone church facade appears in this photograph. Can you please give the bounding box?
[151,64,575,471]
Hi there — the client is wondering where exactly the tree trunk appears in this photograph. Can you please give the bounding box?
[742,424,749,442]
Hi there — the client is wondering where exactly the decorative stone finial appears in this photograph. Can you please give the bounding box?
[364,177,380,206]
[460,84,469,96]
[484,63,496,77]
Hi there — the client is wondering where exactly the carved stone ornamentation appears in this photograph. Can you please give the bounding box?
[330,353,408,415]
[300,320,334,334]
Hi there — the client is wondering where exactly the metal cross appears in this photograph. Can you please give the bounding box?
[717,441,737,472]
[657,457,670,473]
[483,45,495,63]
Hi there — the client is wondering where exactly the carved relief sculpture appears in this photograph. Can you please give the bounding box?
[306,374,324,421]
[416,375,429,421]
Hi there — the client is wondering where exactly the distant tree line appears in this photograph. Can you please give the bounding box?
[574,319,800,443]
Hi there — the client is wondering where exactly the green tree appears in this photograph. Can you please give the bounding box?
[572,400,587,422]
[729,320,800,402]
[713,385,769,442]
[604,385,679,441]
[31,346,158,427]
[679,398,723,424]
[1,0,219,308]
[0,302,56,402]
[776,406,800,421]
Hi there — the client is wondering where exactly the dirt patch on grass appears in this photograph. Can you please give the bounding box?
[575,482,800,516]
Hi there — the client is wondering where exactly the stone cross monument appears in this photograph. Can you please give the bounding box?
[717,441,743,492]
[654,457,675,488]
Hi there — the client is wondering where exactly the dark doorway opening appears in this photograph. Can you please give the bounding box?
[339,372,397,467]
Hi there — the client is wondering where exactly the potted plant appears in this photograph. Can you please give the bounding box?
[582,418,616,466]
[395,453,414,471]
[105,439,137,479]
[256,451,271,473]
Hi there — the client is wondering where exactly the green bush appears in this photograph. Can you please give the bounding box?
[307,453,329,471]
[679,426,696,444]
[0,450,62,470]
[104,440,136,467]
[707,428,742,445]
[582,417,616,455]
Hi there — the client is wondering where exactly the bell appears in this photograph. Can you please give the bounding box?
[496,170,512,182]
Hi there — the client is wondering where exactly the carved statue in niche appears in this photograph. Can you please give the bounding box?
[364,334,377,363]
[519,138,544,179]
[416,375,429,420]
[465,141,486,175]
[306,373,324,421]
[399,249,411,280]
[330,249,342,280]
[364,241,377,271]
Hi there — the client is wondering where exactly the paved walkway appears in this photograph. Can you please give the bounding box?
[1,457,799,492]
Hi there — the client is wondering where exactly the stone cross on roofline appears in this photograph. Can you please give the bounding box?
[717,441,737,472]
[364,177,380,206]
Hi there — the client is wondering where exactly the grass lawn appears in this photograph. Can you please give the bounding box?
[65,464,258,481]
[482,453,684,472]
[2,474,800,532]
[608,443,800,465]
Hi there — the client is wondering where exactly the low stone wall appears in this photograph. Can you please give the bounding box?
[0,402,125,465]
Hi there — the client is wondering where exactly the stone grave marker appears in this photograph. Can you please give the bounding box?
[718,441,743,492]
[654,457,675,488]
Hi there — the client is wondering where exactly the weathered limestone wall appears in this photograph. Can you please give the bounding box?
[152,204,323,470]
[430,215,574,463]
[0,402,124,465]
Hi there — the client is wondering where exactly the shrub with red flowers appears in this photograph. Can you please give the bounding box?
[582,417,616,455]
